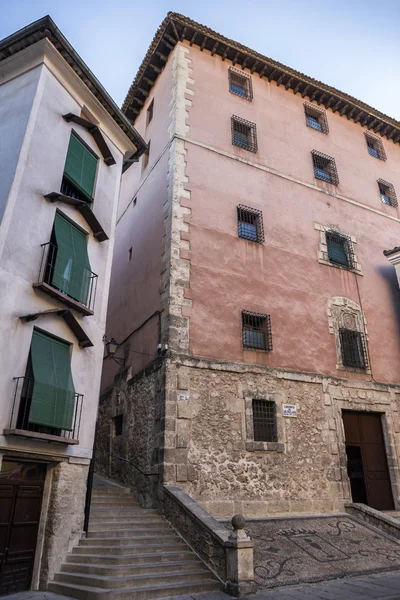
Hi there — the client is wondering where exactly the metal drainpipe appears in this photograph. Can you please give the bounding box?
[83,442,96,535]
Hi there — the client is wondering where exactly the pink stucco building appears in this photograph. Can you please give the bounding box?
[97,13,400,518]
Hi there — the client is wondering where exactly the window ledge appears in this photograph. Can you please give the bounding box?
[246,441,285,452]
[3,428,79,445]
[336,364,372,375]
[318,258,363,276]
[44,192,109,242]
[32,282,94,316]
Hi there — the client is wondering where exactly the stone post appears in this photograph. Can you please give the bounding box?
[225,514,256,597]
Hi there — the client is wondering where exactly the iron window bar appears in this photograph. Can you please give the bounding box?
[237,205,264,243]
[37,242,98,313]
[325,230,355,270]
[242,311,272,351]
[339,329,368,370]
[365,132,386,161]
[228,67,253,100]
[378,179,397,207]
[231,115,258,153]
[304,102,329,134]
[8,377,83,443]
[253,399,277,442]
[312,151,339,186]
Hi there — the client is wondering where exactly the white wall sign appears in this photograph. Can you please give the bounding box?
[177,392,190,401]
[283,404,297,417]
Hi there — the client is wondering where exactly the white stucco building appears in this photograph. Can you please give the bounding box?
[0,17,145,594]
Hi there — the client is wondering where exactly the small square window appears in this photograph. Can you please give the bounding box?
[237,205,264,243]
[113,414,123,436]
[365,132,386,161]
[231,116,258,153]
[326,230,354,269]
[312,151,339,186]
[339,329,368,369]
[252,400,277,442]
[378,179,397,207]
[304,103,329,134]
[142,141,150,171]
[147,99,154,125]
[242,311,272,351]
[128,247,132,261]
[228,68,253,100]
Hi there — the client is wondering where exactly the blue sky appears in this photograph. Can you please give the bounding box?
[2,0,400,120]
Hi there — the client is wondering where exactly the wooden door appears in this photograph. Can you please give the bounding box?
[342,411,394,510]
[0,462,45,596]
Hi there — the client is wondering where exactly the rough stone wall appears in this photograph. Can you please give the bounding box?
[95,359,165,506]
[162,355,400,518]
[39,460,88,587]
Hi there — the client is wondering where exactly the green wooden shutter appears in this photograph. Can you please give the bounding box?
[29,330,76,431]
[51,212,92,305]
[64,133,98,199]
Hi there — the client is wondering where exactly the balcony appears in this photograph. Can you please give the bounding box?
[33,242,98,316]
[4,377,83,445]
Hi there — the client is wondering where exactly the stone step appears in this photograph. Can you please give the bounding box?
[88,521,167,531]
[91,501,140,508]
[92,487,131,495]
[89,509,154,517]
[66,551,196,566]
[54,569,213,590]
[87,529,178,539]
[89,512,161,522]
[73,542,186,555]
[47,578,220,600]
[61,559,203,577]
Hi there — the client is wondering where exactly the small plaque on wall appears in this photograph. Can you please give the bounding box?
[177,392,190,401]
[283,404,297,417]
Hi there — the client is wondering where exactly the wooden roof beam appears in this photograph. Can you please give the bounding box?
[143,77,155,87]
[285,77,293,91]
[161,38,174,50]
[241,56,249,70]
[325,97,335,109]
[149,64,161,74]
[259,65,268,78]
[276,73,286,87]
[317,93,327,105]
[332,99,342,112]
[138,87,150,97]
[250,60,259,74]
[221,46,229,61]
[368,118,377,130]
[211,41,219,56]
[232,51,240,66]
[386,128,396,140]
[374,122,384,133]
[301,85,310,98]
[310,89,319,102]
[200,36,208,51]
[180,26,187,41]
[293,81,302,95]
[155,50,168,62]
[190,31,197,46]
[170,20,180,42]
[266,67,276,81]
[361,114,370,127]
[393,132,400,144]
[347,107,356,120]
[339,104,349,116]
[353,111,363,124]
[164,33,177,46]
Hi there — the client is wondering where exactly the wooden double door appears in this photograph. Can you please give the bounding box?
[0,462,46,596]
[343,411,394,511]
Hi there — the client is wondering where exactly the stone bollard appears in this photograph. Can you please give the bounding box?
[225,514,256,597]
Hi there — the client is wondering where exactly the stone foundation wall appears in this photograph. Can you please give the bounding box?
[95,358,165,506]
[163,355,400,518]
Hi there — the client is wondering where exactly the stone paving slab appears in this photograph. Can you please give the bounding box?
[243,515,400,588]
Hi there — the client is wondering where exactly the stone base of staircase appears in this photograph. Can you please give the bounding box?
[47,483,221,600]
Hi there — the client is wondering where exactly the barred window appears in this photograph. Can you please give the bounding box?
[378,179,397,207]
[242,311,272,351]
[326,230,354,270]
[231,116,258,153]
[312,151,339,185]
[365,132,386,161]
[237,205,264,243]
[229,67,253,100]
[339,329,368,370]
[253,400,277,442]
[304,102,329,134]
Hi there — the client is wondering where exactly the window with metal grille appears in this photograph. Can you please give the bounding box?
[304,102,329,134]
[229,67,253,100]
[378,179,397,207]
[147,99,154,125]
[237,205,264,243]
[231,116,258,153]
[113,414,123,436]
[365,132,386,161]
[252,400,277,442]
[325,230,354,269]
[311,151,339,186]
[339,329,368,369]
[242,311,272,351]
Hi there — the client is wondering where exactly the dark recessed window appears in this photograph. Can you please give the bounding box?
[147,99,154,125]
[231,116,258,153]
[228,67,253,100]
[253,400,277,442]
[325,230,354,270]
[378,179,397,207]
[312,151,339,185]
[128,247,132,261]
[142,141,150,170]
[365,132,386,161]
[113,414,123,436]
[242,311,272,351]
[237,205,264,243]
[339,329,368,369]
[304,102,329,134]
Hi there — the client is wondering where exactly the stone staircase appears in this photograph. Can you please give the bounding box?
[48,485,221,599]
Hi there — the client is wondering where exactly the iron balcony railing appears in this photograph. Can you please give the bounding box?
[10,377,83,443]
[37,242,98,313]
